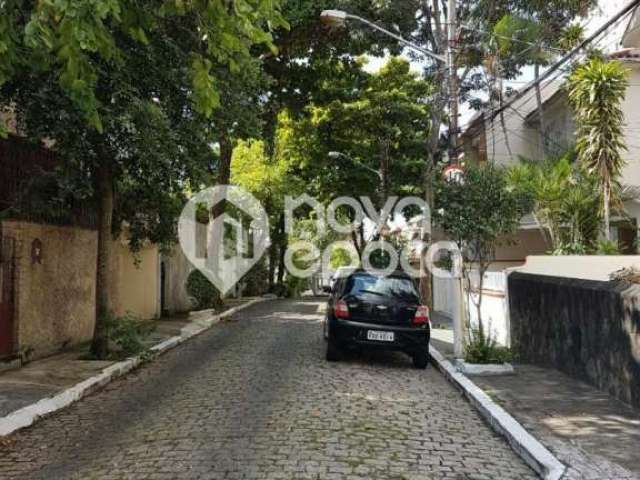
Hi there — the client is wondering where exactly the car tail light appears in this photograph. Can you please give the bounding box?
[413,305,430,326]
[334,299,350,319]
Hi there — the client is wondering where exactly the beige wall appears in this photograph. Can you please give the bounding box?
[161,246,196,314]
[483,80,568,165]
[161,222,207,314]
[623,8,640,48]
[0,220,161,359]
[2,220,97,360]
[109,238,160,320]
[484,66,640,186]
[495,229,548,264]
[619,67,640,194]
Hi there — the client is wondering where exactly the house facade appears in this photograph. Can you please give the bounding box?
[461,45,640,259]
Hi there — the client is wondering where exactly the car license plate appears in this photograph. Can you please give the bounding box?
[367,330,394,342]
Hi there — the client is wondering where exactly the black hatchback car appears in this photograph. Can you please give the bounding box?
[324,270,430,368]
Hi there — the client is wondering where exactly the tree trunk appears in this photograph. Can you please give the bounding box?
[416,0,448,306]
[276,213,286,288]
[263,197,275,291]
[534,64,546,160]
[212,134,233,219]
[351,230,363,260]
[498,78,513,160]
[91,163,114,360]
[379,140,389,210]
[208,133,233,308]
[603,179,611,241]
[268,239,277,291]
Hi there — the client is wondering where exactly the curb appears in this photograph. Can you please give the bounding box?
[0,297,269,437]
[429,346,566,480]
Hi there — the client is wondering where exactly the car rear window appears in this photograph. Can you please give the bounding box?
[345,274,419,301]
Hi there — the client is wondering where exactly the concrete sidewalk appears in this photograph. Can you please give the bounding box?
[475,367,640,480]
[431,310,640,480]
[0,298,251,420]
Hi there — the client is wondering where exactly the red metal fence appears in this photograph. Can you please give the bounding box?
[0,234,15,358]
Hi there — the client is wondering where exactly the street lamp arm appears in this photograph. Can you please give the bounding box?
[329,151,383,179]
[343,13,446,64]
[354,160,383,179]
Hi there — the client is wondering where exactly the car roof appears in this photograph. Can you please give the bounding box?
[332,266,358,278]
[346,269,414,280]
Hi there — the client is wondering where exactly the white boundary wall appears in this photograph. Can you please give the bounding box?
[433,276,456,319]
[515,256,640,281]
[467,270,510,347]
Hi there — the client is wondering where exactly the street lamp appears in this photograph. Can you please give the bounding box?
[319,10,347,27]
[320,10,446,64]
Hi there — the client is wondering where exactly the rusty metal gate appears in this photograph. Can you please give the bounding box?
[0,234,15,358]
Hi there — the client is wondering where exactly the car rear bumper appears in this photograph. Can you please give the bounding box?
[330,318,429,353]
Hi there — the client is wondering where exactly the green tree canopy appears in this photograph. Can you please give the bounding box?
[0,0,286,359]
[278,57,432,205]
[0,0,286,134]
[434,164,532,333]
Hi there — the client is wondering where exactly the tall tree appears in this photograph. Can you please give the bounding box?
[0,1,286,358]
[273,58,432,258]
[309,58,431,205]
[567,57,629,241]
[257,1,421,286]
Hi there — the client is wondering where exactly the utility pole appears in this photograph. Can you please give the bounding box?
[320,5,466,357]
[447,0,460,165]
[446,0,465,360]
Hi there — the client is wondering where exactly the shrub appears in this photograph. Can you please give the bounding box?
[464,327,512,364]
[551,242,588,255]
[596,239,621,255]
[270,283,288,297]
[106,314,155,359]
[284,275,308,298]
[186,270,222,310]
[243,260,270,296]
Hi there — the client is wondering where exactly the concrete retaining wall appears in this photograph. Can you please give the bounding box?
[2,220,97,360]
[509,272,640,409]
[2,220,162,360]
[109,238,160,320]
[161,246,196,314]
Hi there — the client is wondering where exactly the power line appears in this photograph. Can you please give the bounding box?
[488,0,640,121]
[487,6,637,129]
[460,24,567,55]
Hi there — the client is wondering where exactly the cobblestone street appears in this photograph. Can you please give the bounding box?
[0,299,536,479]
